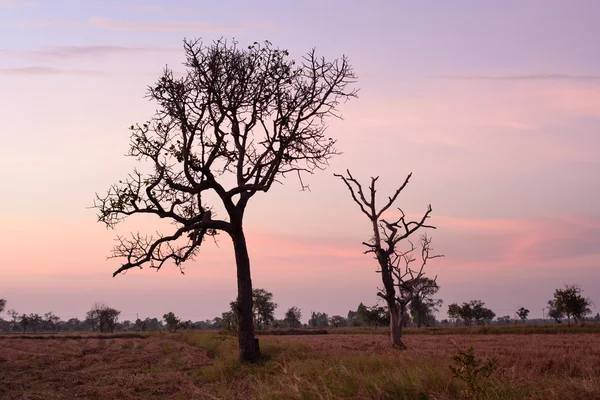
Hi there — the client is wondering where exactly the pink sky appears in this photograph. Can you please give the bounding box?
[1,0,599,323]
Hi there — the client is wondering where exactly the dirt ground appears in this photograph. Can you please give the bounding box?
[0,335,212,399]
[1,333,599,399]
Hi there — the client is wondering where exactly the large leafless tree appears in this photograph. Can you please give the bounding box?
[95,38,357,362]
[335,170,442,348]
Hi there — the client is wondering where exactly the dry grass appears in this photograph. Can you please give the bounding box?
[329,323,600,336]
[256,329,328,336]
[1,331,599,399]
[0,332,150,340]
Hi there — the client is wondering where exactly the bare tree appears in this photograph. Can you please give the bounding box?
[335,170,442,348]
[94,38,357,362]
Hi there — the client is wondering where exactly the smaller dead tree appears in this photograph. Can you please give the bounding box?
[336,170,442,348]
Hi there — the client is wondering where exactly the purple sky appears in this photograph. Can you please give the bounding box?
[1,0,599,323]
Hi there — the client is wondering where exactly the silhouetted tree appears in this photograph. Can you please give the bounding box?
[63,318,83,332]
[134,317,147,331]
[497,315,511,325]
[221,311,237,332]
[284,306,302,328]
[447,303,462,325]
[347,310,358,326]
[481,308,496,325]
[19,314,29,333]
[86,302,120,333]
[308,312,329,328]
[94,38,357,363]
[550,285,593,325]
[330,315,347,328]
[163,312,183,332]
[355,303,369,326]
[471,300,495,325]
[358,304,390,327]
[118,320,132,331]
[210,317,223,329]
[43,312,61,332]
[21,313,42,333]
[180,320,192,330]
[409,278,443,328]
[0,298,6,314]
[252,289,277,330]
[336,170,442,348]
[229,288,278,331]
[547,300,564,323]
[516,307,529,323]
[448,301,494,326]
[7,309,19,331]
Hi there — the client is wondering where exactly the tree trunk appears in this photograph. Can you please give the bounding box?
[388,302,407,349]
[231,224,260,363]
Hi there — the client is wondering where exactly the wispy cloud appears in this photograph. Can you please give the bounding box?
[0,66,103,76]
[1,45,181,60]
[16,19,62,27]
[436,74,600,81]
[0,0,38,7]
[87,16,272,31]
[437,215,600,269]
[120,4,207,15]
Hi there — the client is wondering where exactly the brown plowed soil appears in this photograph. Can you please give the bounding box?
[0,336,212,399]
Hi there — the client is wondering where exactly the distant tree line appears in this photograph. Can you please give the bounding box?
[0,283,597,334]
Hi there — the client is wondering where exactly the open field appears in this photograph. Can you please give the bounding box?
[1,331,599,399]
[326,323,600,336]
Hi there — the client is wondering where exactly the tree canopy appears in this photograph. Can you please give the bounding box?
[284,307,302,328]
[94,37,357,363]
[550,285,593,325]
[447,301,495,326]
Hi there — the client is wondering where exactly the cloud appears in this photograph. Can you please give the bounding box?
[88,16,271,31]
[7,45,180,59]
[436,215,600,270]
[0,0,37,7]
[436,74,600,82]
[0,66,103,76]
[16,19,62,27]
[0,45,182,64]
[120,4,206,15]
